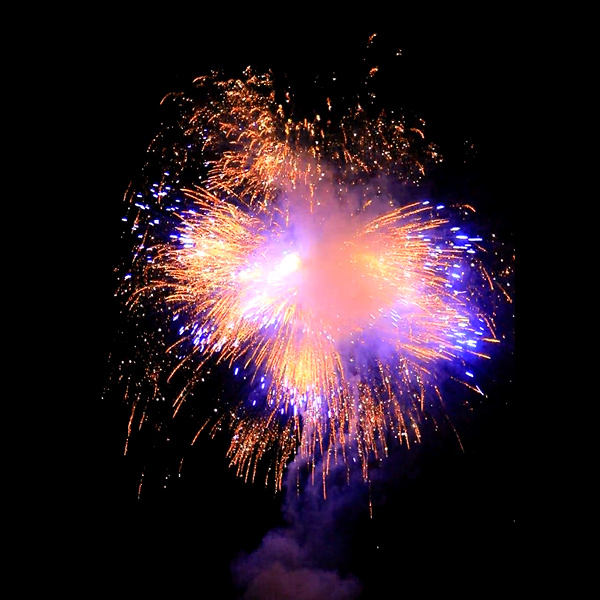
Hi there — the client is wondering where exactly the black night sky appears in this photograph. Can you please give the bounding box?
[70,15,521,599]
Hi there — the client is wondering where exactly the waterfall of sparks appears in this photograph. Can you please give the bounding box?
[114,69,508,491]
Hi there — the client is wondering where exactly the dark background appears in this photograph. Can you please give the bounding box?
[61,15,521,599]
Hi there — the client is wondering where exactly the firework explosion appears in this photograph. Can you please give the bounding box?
[111,68,510,493]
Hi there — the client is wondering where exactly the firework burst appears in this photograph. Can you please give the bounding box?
[111,68,510,492]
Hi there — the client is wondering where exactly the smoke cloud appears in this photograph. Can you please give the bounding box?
[231,457,366,600]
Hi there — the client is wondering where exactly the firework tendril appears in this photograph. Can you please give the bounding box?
[112,69,511,492]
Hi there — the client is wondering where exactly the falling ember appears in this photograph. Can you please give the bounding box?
[110,68,511,492]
